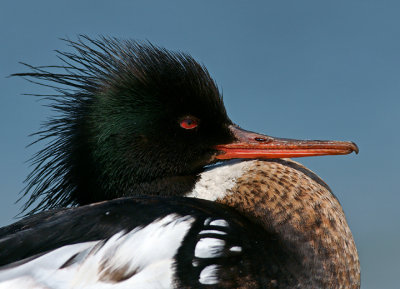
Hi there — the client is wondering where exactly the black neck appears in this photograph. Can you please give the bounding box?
[71,174,201,206]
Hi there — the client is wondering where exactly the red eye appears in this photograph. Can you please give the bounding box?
[180,117,199,130]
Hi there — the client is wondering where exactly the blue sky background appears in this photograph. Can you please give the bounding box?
[1,1,399,288]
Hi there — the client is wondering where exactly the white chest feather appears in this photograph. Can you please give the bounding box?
[185,160,253,201]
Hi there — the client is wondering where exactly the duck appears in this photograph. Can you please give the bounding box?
[0,36,360,289]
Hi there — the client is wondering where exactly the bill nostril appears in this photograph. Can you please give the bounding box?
[255,137,266,142]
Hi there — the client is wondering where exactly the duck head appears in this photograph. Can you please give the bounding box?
[15,37,357,213]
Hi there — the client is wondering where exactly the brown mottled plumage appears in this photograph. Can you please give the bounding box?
[218,159,360,289]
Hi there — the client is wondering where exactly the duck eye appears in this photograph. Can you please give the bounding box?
[179,116,199,130]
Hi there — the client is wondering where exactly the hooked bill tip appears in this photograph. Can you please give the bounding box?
[350,142,359,154]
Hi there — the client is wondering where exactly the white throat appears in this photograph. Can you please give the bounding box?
[185,159,254,201]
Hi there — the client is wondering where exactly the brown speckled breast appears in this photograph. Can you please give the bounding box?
[217,159,360,289]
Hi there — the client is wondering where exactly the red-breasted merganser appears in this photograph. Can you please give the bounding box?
[0,37,360,289]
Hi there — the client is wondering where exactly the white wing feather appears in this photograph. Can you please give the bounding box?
[0,214,194,289]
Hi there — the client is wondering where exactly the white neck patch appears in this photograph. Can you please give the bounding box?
[185,160,253,201]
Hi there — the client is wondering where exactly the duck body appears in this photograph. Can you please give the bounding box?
[0,197,271,289]
[0,160,359,288]
[0,37,360,288]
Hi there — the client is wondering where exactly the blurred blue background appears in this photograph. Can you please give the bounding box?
[1,1,398,288]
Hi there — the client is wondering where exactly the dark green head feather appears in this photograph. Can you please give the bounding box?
[15,36,234,214]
